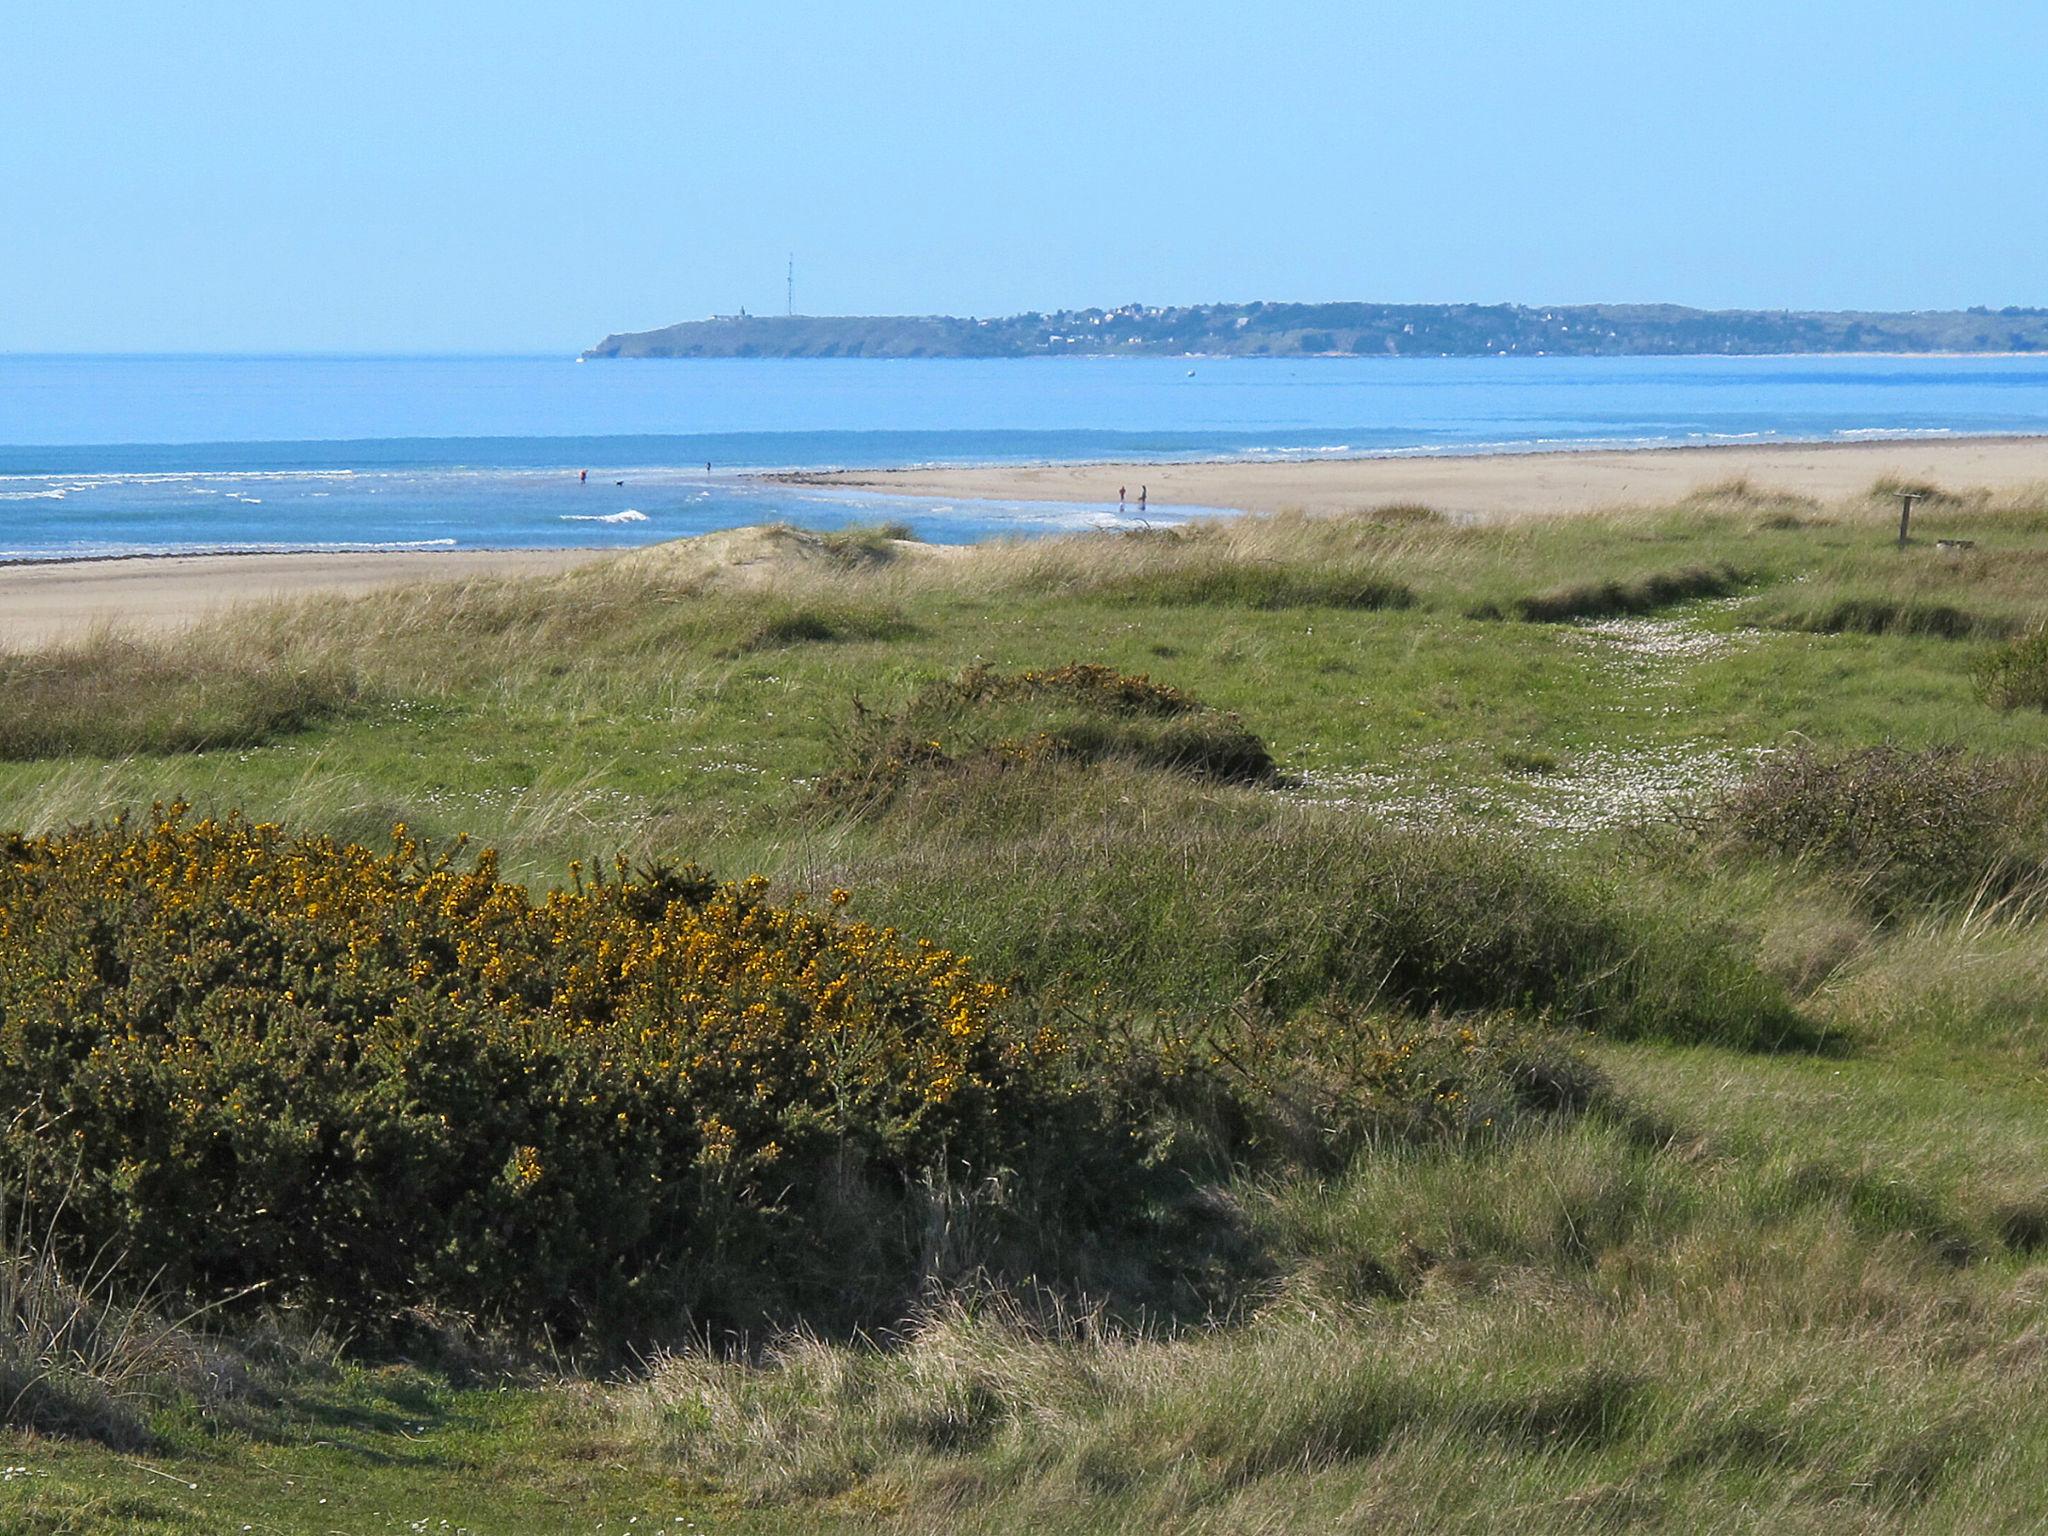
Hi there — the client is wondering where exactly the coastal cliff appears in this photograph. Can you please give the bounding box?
[584,300,2048,360]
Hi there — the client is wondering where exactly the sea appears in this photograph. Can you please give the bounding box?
[2,353,2046,560]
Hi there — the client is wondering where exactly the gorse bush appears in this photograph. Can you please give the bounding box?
[0,810,1066,1337]
[0,809,1604,1346]
[929,662,1205,717]
[1181,1007,1602,1172]
[819,663,1278,807]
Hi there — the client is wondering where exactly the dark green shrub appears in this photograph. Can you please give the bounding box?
[818,663,1279,806]
[1713,746,2016,911]
[1099,565,1416,611]
[723,601,916,655]
[1472,564,1745,623]
[1172,1007,1603,1171]
[848,812,1808,1052]
[1976,626,2048,710]
[1773,598,2009,641]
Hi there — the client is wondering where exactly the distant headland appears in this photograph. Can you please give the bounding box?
[582,300,2048,360]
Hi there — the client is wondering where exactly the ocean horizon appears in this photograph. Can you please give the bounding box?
[3,353,2045,559]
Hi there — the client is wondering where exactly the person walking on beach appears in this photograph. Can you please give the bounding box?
[1119,485,1126,511]
[579,469,587,484]
[1138,485,1147,512]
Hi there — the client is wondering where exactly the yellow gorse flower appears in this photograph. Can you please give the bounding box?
[0,805,1067,1327]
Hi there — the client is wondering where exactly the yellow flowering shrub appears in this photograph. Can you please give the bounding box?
[0,808,1068,1335]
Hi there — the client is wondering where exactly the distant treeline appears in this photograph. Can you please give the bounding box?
[584,300,2048,360]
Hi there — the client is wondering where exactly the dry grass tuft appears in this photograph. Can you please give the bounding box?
[1677,476,1825,524]
[611,1211,2042,1530]
[0,629,357,760]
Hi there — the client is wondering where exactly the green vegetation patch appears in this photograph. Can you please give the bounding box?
[817,662,1279,806]
[815,519,919,563]
[848,796,1807,1052]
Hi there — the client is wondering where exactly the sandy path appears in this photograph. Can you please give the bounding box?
[774,436,2048,520]
[0,548,613,650]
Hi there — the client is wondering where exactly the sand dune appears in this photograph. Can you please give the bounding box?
[0,549,610,650]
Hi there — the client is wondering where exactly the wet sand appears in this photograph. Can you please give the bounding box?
[773,436,2048,521]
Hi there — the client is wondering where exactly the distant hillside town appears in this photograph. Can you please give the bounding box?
[583,300,2048,360]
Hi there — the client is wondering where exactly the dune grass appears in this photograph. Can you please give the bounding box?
[9,486,2048,1530]
[0,630,357,760]
[616,1207,2047,1533]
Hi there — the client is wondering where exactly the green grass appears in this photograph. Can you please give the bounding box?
[9,496,2048,877]
[10,487,2048,1530]
[1,1368,818,1535]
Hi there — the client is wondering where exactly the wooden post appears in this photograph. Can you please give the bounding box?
[1897,492,1923,548]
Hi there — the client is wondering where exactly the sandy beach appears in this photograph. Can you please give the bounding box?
[0,548,610,650]
[775,436,2048,521]
[7,437,2048,650]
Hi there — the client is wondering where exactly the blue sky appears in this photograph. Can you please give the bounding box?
[4,1,2044,352]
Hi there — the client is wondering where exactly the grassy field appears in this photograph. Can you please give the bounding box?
[7,477,2048,1532]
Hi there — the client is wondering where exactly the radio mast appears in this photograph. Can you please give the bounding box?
[786,255,794,317]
